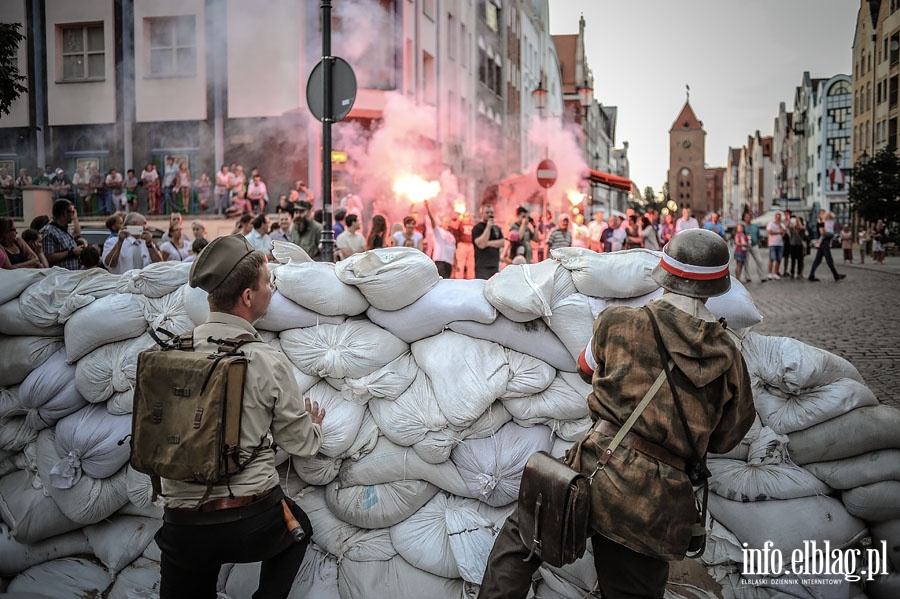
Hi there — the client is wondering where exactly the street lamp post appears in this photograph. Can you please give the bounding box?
[576,79,593,121]
[532,79,549,260]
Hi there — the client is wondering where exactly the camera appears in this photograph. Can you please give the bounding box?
[126,226,144,236]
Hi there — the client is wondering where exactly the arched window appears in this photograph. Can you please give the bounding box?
[828,80,851,96]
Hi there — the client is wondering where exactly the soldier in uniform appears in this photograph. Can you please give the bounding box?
[478,228,755,599]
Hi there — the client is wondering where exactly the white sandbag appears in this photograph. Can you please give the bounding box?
[0,269,46,304]
[366,278,497,343]
[74,333,156,406]
[707,458,831,502]
[411,401,514,466]
[452,422,553,506]
[0,298,63,336]
[503,349,556,398]
[36,428,129,524]
[369,370,447,448]
[449,315,575,372]
[280,320,407,379]
[294,487,395,560]
[754,378,878,435]
[275,262,369,316]
[19,266,120,326]
[870,519,900,572]
[339,436,473,498]
[805,450,900,490]
[587,288,665,317]
[304,381,365,458]
[543,293,595,361]
[787,406,900,465]
[390,492,497,583]
[708,494,867,554]
[291,544,340,599]
[741,333,864,393]
[271,239,313,265]
[83,515,161,573]
[413,331,509,428]
[0,416,36,453]
[325,478,439,529]
[255,290,346,332]
[550,416,593,442]
[706,277,763,330]
[106,390,135,416]
[116,260,191,297]
[125,465,158,512]
[141,286,194,336]
[551,246,660,298]
[842,481,900,522]
[338,553,465,599]
[0,336,63,387]
[699,517,746,567]
[18,349,86,431]
[50,404,131,486]
[537,541,598,599]
[182,282,209,326]
[0,524,89,577]
[337,410,380,461]
[557,370,592,401]
[64,293,148,362]
[291,453,342,486]
[342,352,417,404]
[483,259,576,322]
[6,557,111,598]
[502,375,589,426]
[0,469,82,543]
[0,386,24,419]
[550,435,575,459]
[106,557,161,599]
[334,246,441,310]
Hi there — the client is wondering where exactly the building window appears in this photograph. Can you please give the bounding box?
[59,23,105,81]
[461,23,468,68]
[447,14,456,60]
[423,0,434,20]
[147,16,197,77]
[485,1,498,32]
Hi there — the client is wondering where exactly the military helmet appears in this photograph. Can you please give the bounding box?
[651,228,731,299]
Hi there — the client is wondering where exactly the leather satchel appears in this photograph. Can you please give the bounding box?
[517,450,590,567]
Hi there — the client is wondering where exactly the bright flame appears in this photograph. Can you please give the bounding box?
[567,190,586,206]
[393,174,441,204]
[453,200,467,214]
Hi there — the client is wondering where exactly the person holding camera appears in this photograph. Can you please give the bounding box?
[472,203,505,279]
[101,212,163,273]
[478,229,755,599]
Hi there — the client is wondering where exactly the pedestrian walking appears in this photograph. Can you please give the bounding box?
[808,210,845,282]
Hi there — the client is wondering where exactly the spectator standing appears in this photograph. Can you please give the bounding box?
[230,165,246,201]
[703,213,726,238]
[175,162,191,213]
[658,212,676,246]
[90,167,107,215]
[332,208,347,240]
[392,215,424,251]
[733,223,750,281]
[641,215,661,251]
[448,211,475,278]
[335,213,367,261]
[787,216,808,279]
[624,214,643,249]
[106,168,125,213]
[290,201,322,259]
[366,214,389,250]
[872,219,888,265]
[102,212,163,273]
[472,204,505,279]
[194,172,211,212]
[780,210,794,277]
[840,225,853,264]
[674,206,698,232]
[536,209,556,262]
[508,206,535,263]
[50,168,72,201]
[741,212,766,283]
[807,210,845,282]
[587,210,607,252]
[289,180,314,207]
[214,164,232,215]
[547,215,573,251]
[0,168,16,216]
[142,163,161,215]
[270,212,293,243]
[162,156,178,213]
[0,217,42,268]
[160,223,191,261]
[41,200,83,270]
[765,213,786,280]
[571,214,589,248]
[423,200,456,278]
[124,169,139,212]
[13,168,32,216]
[610,216,627,251]
[32,168,50,186]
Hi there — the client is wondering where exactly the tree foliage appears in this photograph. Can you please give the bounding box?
[850,148,900,224]
[0,22,28,117]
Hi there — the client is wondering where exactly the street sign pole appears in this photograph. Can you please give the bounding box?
[320,0,335,263]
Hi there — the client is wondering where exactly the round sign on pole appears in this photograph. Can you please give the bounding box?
[536,159,557,189]
[306,57,357,122]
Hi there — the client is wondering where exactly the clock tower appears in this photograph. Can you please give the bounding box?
[668,91,708,216]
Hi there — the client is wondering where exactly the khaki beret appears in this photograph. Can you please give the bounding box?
[189,234,256,293]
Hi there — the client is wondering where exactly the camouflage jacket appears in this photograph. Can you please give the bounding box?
[579,294,754,560]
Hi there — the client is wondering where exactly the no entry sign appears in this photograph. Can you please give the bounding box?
[536,159,557,189]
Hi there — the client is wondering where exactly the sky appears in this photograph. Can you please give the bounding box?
[549,0,859,194]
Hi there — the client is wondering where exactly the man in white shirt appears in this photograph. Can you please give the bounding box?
[214,164,232,216]
[675,207,699,232]
[163,156,178,213]
[587,210,607,252]
[335,214,366,260]
[423,199,456,278]
[245,214,274,260]
[270,211,292,243]
[101,212,163,274]
[106,168,125,213]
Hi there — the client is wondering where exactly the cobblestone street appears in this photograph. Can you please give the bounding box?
[743,254,900,409]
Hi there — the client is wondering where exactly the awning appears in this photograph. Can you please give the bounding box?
[587,169,633,193]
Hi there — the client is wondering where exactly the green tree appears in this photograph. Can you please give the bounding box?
[850,148,900,224]
[0,22,27,116]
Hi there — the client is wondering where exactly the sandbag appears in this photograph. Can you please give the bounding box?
[0,298,63,336]
[842,481,900,522]
[337,409,380,461]
[366,278,497,343]
[0,386,24,419]
[125,465,158,513]
[305,381,366,458]
[64,292,148,362]
[338,552,465,599]
[452,422,552,506]
[413,331,509,428]
[6,557,111,598]
[141,286,194,336]
[754,378,878,435]
[449,315,575,372]
[707,494,867,554]
[106,557,161,599]
[0,523,89,577]
[587,288,664,317]
[291,544,340,599]
[536,541,598,599]
[0,417,36,453]
[18,349,86,431]
[334,246,440,310]
[390,492,497,583]
[483,259,576,321]
[274,261,369,317]
[19,266,121,326]
[709,416,762,461]
[805,450,900,490]
[83,515,161,573]
[741,333,864,393]
[787,406,900,465]
[342,352,417,404]
[291,453,342,486]
[870,519,900,572]
[255,290,346,332]
[551,246,660,298]
[0,336,64,387]
[413,401,513,466]
[543,292,595,361]
[280,320,407,379]
[503,349,556,398]
[706,277,763,330]
[550,416,594,442]
[116,260,191,297]
[707,458,831,502]
[501,375,589,425]
[0,469,82,543]
[49,404,132,486]
[325,478,439,529]
[0,269,46,305]
[182,281,210,326]
[74,333,156,406]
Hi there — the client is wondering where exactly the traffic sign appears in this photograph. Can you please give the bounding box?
[306,57,357,123]
[536,159,557,189]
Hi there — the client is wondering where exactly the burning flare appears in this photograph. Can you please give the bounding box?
[567,190,586,206]
[393,174,441,204]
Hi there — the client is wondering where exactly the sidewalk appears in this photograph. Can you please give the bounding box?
[840,255,900,276]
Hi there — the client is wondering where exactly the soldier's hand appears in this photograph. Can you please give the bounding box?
[305,397,326,426]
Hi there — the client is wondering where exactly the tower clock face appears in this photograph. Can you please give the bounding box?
[680,168,690,177]
[681,140,693,149]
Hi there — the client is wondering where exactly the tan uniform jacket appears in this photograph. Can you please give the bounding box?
[161,312,323,507]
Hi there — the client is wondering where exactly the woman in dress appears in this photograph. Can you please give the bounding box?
[177,162,192,213]
[640,215,660,251]
[160,223,191,261]
[141,163,160,215]
[732,223,749,282]
[366,214,389,250]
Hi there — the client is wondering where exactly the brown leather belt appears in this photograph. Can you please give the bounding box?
[596,419,686,472]
[177,487,277,513]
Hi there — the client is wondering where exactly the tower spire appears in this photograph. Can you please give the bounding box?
[686,84,690,102]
